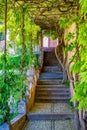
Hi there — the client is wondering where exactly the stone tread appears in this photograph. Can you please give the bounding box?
[39,73,63,80]
[36,84,69,87]
[37,80,63,85]
[25,103,76,130]
[36,90,70,93]
[27,113,74,120]
[36,93,70,97]
[42,68,62,73]
[25,120,76,130]
[35,96,71,99]
[36,86,70,89]
[36,82,70,103]
[36,87,70,91]
[28,103,74,114]
[35,100,70,103]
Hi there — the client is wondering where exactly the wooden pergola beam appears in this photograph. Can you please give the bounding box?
[14,0,78,30]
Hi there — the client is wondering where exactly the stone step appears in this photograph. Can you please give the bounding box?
[35,98,70,103]
[36,87,70,91]
[27,113,74,120]
[42,66,62,73]
[27,103,74,114]
[36,92,70,97]
[43,61,60,66]
[39,73,63,80]
[25,119,76,130]
[43,66,62,69]
[36,84,69,88]
[43,48,61,67]
[35,96,70,103]
[37,80,63,85]
[35,96,71,100]
[36,90,70,94]
[43,52,58,65]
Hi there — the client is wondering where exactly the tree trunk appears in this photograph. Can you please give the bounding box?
[55,28,68,81]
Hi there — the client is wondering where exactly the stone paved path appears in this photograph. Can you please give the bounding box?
[25,103,76,130]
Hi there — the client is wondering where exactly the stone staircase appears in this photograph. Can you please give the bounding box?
[42,47,62,72]
[42,66,62,73]
[25,47,80,130]
[35,84,70,103]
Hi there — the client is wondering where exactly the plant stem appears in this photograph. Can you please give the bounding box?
[20,7,26,100]
[4,0,7,76]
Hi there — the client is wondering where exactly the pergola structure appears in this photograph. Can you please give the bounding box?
[15,0,78,30]
[1,1,87,130]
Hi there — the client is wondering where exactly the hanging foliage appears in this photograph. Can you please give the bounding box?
[61,0,87,110]
[1,0,87,125]
[0,0,41,124]
[43,30,58,40]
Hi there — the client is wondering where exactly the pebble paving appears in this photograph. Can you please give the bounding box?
[25,103,76,130]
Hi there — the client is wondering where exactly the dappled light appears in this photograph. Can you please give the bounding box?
[0,0,87,130]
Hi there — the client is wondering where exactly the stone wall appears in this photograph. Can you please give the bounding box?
[26,66,40,113]
[10,114,27,130]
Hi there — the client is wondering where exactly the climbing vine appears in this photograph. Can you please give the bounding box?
[0,0,87,125]
[59,0,87,110]
[0,0,40,124]
[71,15,87,110]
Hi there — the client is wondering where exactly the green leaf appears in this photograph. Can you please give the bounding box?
[70,62,81,73]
